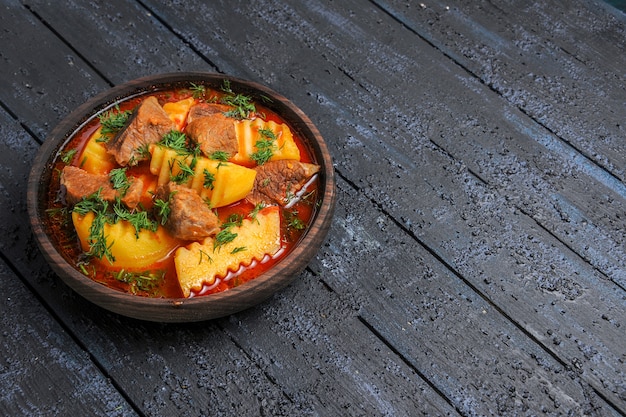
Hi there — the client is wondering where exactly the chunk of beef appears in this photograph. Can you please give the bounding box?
[60,166,143,209]
[186,103,231,124]
[185,112,238,158]
[106,96,175,166]
[246,160,320,206]
[154,182,220,241]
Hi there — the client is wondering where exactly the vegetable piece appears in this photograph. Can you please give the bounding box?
[232,119,300,166]
[175,206,282,297]
[79,127,117,174]
[148,145,257,207]
[72,211,182,268]
[163,97,196,130]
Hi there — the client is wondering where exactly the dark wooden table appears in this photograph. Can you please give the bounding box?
[2,0,626,415]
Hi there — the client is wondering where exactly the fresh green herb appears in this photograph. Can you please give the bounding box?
[98,106,131,142]
[214,229,237,252]
[61,148,77,164]
[209,150,230,161]
[112,199,157,237]
[159,130,188,153]
[113,269,164,295]
[136,143,151,159]
[190,83,206,99]
[171,157,196,184]
[198,249,212,264]
[108,168,130,197]
[300,189,317,205]
[153,195,172,225]
[87,207,115,263]
[223,213,243,228]
[202,169,215,190]
[230,246,247,254]
[286,210,306,231]
[220,80,256,119]
[249,203,265,221]
[251,128,277,165]
[73,190,115,263]
[213,213,243,252]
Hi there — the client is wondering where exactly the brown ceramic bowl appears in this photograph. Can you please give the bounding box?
[27,72,336,323]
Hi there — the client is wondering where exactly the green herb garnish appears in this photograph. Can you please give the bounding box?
[214,229,238,252]
[159,130,188,153]
[113,269,164,295]
[220,80,256,119]
[202,169,215,190]
[209,150,230,161]
[61,148,77,164]
[98,106,131,142]
[251,128,277,165]
[108,168,130,197]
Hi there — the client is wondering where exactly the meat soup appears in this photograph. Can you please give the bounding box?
[46,82,320,298]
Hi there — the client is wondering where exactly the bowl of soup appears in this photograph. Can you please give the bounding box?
[27,72,336,322]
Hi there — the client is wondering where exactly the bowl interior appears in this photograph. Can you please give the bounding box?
[27,72,336,323]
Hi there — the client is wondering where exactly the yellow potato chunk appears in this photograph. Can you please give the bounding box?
[163,97,196,130]
[232,119,300,165]
[175,206,282,297]
[79,127,116,174]
[72,212,181,269]
[148,145,256,207]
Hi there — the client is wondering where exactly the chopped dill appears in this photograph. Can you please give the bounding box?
[153,195,172,225]
[113,269,164,295]
[98,106,131,142]
[159,130,188,153]
[209,150,230,161]
[108,168,130,197]
[60,148,77,164]
[171,157,196,184]
[251,128,277,165]
[202,169,215,190]
[190,83,206,99]
[220,80,256,119]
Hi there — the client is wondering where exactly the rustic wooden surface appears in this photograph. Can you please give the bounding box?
[1,0,625,415]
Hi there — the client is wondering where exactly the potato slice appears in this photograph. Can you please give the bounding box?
[232,119,300,166]
[149,145,256,207]
[163,97,196,130]
[79,127,117,175]
[72,212,181,269]
[175,206,282,297]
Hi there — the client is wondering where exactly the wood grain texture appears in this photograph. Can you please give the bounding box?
[0,258,136,416]
[1,0,625,415]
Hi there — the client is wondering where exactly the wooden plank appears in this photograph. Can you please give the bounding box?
[137,0,626,413]
[0,0,108,139]
[0,258,136,416]
[374,0,626,180]
[20,0,210,84]
[368,0,626,292]
[308,177,623,416]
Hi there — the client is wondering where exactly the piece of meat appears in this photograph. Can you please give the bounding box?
[60,166,143,209]
[154,182,220,241]
[246,160,320,206]
[106,96,176,166]
[186,103,231,124]
[185,112,238,158]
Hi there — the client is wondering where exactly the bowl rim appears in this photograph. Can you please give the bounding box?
[27,72,336,323]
